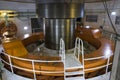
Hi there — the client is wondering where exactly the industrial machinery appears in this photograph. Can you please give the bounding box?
[36,0,84,50]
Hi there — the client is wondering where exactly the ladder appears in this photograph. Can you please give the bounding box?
[59,38,85,80]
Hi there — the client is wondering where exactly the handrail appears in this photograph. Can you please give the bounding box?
[59,38,65,80]
[32,60,36,80]
[84,54,113,61]
[102,29,120,40]
[84,56,105,61]
[1,45,113,70]
[59,38,65,62]
[0,38,65,80]
[1,51,62,63]
[74,37,113,76]
[0,51,64,80]
[74,37,85,79]
[8,55,14,74]
[101,29,120,41]
[2,58,64,74]
[102,29,116,35]
[0,36,113,80]
[102,30,116,41]
[85,63,112,71]
[74,37,84,60]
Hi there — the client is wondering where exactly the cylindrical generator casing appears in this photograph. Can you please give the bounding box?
[36,3,84,18]
[45,18,75,50]
[36,0,84,50]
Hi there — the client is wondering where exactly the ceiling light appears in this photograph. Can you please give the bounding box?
[24,34,29,38]
[111,11,116,15]
[86,26,90,28]
[24,26,28,30]
[0,10,17,17]
[2,12,7,16]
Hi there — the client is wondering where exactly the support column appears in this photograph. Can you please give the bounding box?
[110,36,120,80]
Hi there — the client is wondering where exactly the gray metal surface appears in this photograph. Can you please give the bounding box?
[36,0,84,4]
[45,18,75,50]
[1,0,111,3]
[36,0,84,50]
[36,3,84,18]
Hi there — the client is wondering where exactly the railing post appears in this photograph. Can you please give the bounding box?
[74,38,77,56]
[101,31,104,37]
[74,37,85,79]
[59,38,66,80]
[32,60,36,80]
[80,39,85,79]
[74,37,83,60]
[78,39,80,59]
[110,34,113,41]
[8,55,14,74]
[106,56,110,74]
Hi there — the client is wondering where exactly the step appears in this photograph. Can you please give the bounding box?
[65,76,85,80]
[65,54,83,69]
[65,71,84,76]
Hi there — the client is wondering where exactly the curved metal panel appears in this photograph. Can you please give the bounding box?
[36,0,84,4]
[36,0,84,50]
[36,3,84,18]
[45,19,75,50]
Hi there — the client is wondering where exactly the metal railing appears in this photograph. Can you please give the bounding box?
[0,51,64,80]
[83,29,113,73]
[102,30,117,42]
[84,54,113,73]
[74,37,85,79]
[0,37,114,80]
[59,38,66,80]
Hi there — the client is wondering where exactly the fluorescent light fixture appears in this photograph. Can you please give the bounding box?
[86,26,90,28]
[104,46,113,58]
[0,10,17,17]
[24,26,28,30]
[2,12,7,16]
[24,34,29,38]
[93,29,99,33]
[111,11,116,15]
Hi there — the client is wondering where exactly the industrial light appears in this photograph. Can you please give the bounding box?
[2,12,7,16]
[24,34,30,38]
[86,26,90,28]
[111,11,116,15]
[24,26,28,30]
[0,10,17,18]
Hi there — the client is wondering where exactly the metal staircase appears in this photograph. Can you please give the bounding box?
[59,37,85,80]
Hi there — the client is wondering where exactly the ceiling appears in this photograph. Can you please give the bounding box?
[0,0,111,3]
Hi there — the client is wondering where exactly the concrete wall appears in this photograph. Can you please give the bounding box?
[0,1,35,11]
[84,1,120,33]
[13,18,32,39]
[0,1,35,39]
[0,1,120,80]
[116,52,120,80]
[0,0,120,36]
